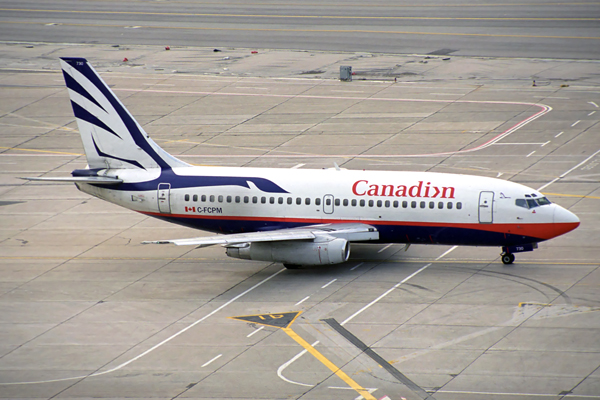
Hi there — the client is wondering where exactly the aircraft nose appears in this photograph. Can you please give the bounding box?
[553,205,580,225]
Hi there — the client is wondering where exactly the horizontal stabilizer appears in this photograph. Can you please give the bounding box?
[21,176,123,184]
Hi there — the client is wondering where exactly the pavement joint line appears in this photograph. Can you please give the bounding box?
[537,148,600,191]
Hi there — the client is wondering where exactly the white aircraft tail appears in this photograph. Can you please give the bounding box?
[60,57,190,171]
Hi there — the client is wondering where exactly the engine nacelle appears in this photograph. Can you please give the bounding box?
[226,238,350,266]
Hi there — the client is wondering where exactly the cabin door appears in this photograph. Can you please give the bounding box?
[478,191,494,223]
[157,183,172,214]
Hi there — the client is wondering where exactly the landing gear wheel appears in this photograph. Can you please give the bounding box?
[283,263,301,269]
[501,253,515,265]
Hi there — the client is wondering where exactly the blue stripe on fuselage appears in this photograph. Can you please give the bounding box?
[91,169,289,193]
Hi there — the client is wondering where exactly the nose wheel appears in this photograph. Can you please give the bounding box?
[501,252,515,265]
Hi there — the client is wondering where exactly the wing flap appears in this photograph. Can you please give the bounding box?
[143,223,379,247]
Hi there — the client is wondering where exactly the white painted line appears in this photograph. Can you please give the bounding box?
[541,141,551,147]
[321,279,337,289]
[201,354,222,368]
[350,262,364,271]
[533,96,569,99]
[571,120,581,127]
[115,88,551,158]
[537,177,559,191]
[558,148,600,178]
[295,296,310,306]
[494,143,545,145]
[378,243,393,253]
[0,268,286,385]
[496,172,504,178]
[526,151,536,157]
[436,389,600,398]
[555,131,564,138]
[589,101,599,108]
[436,246,458,260]
[589,111,597,116]
[291,163,305,169]
[537,148,600,191]
[247,326,264,338]
[341,263,431,326]
[277,341,319,387]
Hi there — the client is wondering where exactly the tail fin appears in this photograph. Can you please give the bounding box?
[60,57,190,170]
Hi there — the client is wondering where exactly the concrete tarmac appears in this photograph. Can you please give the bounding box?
[0,0,599,59]
[0,44,599,400]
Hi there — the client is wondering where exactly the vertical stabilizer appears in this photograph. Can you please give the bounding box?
[60,57,190,170]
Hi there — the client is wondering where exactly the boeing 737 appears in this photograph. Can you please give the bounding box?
[25,58,580,267]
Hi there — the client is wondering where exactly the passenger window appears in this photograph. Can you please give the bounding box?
[377,200,382,207]
[393,201,398,208]
[227,196,232,203]
[235,196,240,203]
[368,200,374,207]
[420,201,426,209]
[343,199,349,206]
[447,202,453,209]
[192,194,198,202]
[411,201,417,208]
[403,201,408,208]
[296,197,302,205]
[351,199,357,207]
[244,196,249,203]
[287,197,292,205]
[457,202,462,210]
[305,198,311,205]
[316,198,321,206]
[270,197,275,204]
[385,200,390,208]
[218,195,223,203]
[278,197,284,204]
[261,197,266,204]
[429,201,434,209]
[438,201,443,209]
[325,198,331,206]
[209,195,215,202]
[360,199,365,207]
[201,195,206,202]
[335,198,340,206]
[185,194,190,201]
[252,196,258,204]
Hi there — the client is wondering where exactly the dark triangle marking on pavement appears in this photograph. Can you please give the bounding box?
[229,311,302,329]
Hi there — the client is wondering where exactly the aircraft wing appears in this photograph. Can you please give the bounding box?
[142,223,379,247]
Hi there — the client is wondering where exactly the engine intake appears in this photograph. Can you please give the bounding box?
[226,238,350,266]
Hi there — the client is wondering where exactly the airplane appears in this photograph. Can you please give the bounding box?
[24,57,580,267]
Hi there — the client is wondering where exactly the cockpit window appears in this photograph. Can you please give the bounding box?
[537,197,551,205]
[516,197,551,209]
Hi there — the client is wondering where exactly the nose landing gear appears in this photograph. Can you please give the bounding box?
[501,252,515,264]
[500,243,538,265]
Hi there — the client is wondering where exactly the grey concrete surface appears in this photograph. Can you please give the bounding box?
[0,43,599,400]
[0,0,599,59]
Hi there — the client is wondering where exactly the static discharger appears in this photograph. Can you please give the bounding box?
[230,311,377,400]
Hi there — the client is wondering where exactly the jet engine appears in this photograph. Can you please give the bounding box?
[225,238,350,266]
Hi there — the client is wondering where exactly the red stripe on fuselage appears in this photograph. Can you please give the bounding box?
[139,211,579,241]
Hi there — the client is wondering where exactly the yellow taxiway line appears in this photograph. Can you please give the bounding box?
[281,327,377,400]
